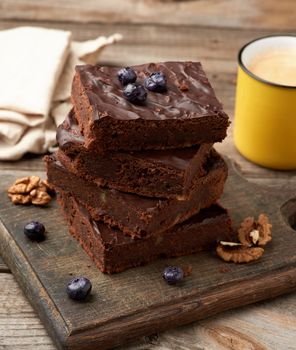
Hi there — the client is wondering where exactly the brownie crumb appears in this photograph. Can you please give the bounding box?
[179,82,189,91]
[219,266,230,273]
[182,265,193,277]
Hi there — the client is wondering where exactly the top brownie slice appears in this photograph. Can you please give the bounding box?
[72,61,229,153]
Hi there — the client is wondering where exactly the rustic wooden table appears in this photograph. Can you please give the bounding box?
[1,1,296,349]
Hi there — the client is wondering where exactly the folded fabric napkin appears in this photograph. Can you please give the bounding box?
[0,26,122,160]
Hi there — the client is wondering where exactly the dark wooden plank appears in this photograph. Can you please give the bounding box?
[1,160,296,350]
[2,273,296,350]
[1,0,296,30]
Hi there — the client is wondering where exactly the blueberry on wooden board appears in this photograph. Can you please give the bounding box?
[24,221,46,241]
[163,266,184,285]
[67,277,92,301]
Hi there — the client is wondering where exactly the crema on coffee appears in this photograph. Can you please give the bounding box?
[248,48,296,87]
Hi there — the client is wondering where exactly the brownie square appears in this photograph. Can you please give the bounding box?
[45,149,227,238]
[58,192,233,273]
[57,109,212,199]
[72,61,229,153]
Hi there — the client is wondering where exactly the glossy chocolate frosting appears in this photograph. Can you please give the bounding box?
[75,61,228,122]
[57,109,208,171]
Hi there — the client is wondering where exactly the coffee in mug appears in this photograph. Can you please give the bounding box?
[248,47,296,87]
[234,35,296,169]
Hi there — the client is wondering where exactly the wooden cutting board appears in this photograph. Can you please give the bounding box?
[0,157,296,350]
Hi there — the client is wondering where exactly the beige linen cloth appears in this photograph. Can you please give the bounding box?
[0,26,122,160]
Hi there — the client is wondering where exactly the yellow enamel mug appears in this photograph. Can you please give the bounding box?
[234,35,296,169]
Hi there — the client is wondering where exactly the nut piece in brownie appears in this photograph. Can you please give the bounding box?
[58,192,233,273]
[45,149,228,238]
[72,62,230,153]
[57,109,212,199]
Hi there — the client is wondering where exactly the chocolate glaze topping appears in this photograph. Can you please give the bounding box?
[75,61,227,122]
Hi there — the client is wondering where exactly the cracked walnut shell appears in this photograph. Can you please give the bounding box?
[238,214,272,246]
[8,176,52,206]
[216,241,264,263]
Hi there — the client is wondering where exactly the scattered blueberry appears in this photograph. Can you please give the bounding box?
[145,72,167,92]
[163,266,184,285]
[67,277,92,301]
[24,221,46,241]
[123,83,147,104]
[117,67,137,85]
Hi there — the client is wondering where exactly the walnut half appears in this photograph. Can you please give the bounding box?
[217,213,272,264]
[238,214,272,246]
[8,176,52,206]
[216,241,264,263]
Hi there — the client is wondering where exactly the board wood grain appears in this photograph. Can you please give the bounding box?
[1,0,296,30]
[0,20,274,70]
[2,272,296,350]
[1,159,296,350]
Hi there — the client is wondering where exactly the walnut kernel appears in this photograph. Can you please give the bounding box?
[31,191,51,205]
[8,193,31,204]
[216,241,264,263]
[7,176,52,206]
[249,229,260,244]
[238,214,272,246]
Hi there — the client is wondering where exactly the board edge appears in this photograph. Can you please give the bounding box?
[64,264,296,350]
[0,219,70,350]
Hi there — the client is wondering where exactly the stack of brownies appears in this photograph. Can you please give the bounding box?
[45,61,233,273]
